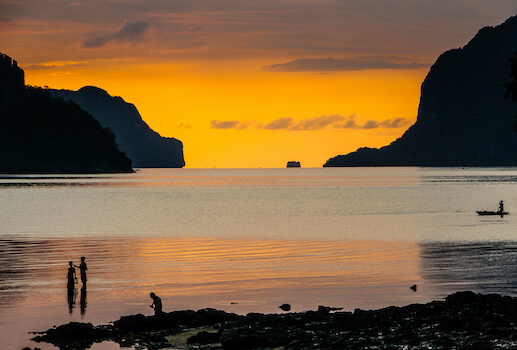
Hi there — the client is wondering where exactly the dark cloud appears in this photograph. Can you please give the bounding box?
[211,120,240,129]
[211,120,254,129]
[361,120,380,129]
[379,118,411,128]
[212,115,412,131]
[334,115,412,129]
[263,57,429,72]
[82,19,150,48]
[262,118,293,130]
[290,115,345,130]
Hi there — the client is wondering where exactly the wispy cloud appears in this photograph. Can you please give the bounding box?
[82,19,150,48]
[24,60,88,70]
[263,57,429,72]
[211,115,412,131]
[211,120,255,129]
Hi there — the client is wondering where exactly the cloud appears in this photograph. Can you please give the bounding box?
[261,115,348,130]
[210,115,413,131]
[261,115,412,130]
[290,115,345,130]
[24,60,88,70]
[263,57,429,72]
[211,120,254,129]
[334,115,412,129]
[263,118,293,130]
[379,117,411,128]
[82,19,150,48]
[211,120,240,129]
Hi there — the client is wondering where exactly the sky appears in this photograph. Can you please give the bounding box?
[2,1,517,168]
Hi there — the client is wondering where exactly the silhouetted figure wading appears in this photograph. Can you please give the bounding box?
[67,261,77,313]
[75,256,87,287]
[67,261,76,290]
[150,292,162,316]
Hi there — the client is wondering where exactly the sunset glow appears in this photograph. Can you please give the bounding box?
[2,1,517,167]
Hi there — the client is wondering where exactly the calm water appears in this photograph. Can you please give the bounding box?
[2,167,517,350]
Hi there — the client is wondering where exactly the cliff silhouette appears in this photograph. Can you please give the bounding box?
[0,53,132,173]
[324,16,517,167]
[52,87,185,168]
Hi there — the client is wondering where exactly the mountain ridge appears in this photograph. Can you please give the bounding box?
[52,86,185,168]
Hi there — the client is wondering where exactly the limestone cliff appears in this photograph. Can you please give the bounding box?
[53,87,185,168]
[0,53,133,173]
[324,16,517,167]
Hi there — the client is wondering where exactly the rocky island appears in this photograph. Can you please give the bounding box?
[324,15,517,167]
[52,87,185,168]
[30,291,517,350]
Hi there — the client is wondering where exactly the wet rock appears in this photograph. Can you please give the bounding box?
[187,330,221,345]
[279,303,291,311]
[31,322,109,350]
[317,305,343,313]
[220,327,287,350]
[32,291,517,350]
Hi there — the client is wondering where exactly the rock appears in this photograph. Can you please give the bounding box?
[279,303,291,311]
[31,322,109,349]
[220,327,287,350]
[187,330,221,345]
[317,305,343,313]
[32,292,517,350]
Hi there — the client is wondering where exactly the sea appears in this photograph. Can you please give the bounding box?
[1,167,517,350]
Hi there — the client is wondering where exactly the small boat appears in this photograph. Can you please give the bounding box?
[477,200,508,216]
[476,211,509,216]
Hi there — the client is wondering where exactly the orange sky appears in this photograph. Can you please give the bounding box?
[2,1,517,167]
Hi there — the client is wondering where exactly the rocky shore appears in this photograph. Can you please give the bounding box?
[29,291,517,350]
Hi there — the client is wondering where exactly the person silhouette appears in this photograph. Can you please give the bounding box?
[498,200,504,213]
[74,257,87,287]
[67,261,77,313]
[67,261,76,290]
[149,292,162,316]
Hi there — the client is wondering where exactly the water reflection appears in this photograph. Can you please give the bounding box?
[3,235,517,349]
[419,241,517,296]
[80,286,87,315]
[67,286,77,313]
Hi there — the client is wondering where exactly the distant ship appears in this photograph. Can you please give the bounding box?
[286,161,301,168]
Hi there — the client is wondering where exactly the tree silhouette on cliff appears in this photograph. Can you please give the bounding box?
[0,86,132,173]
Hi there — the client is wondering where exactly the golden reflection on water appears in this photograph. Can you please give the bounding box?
[1,236,428,350]
[3,235,517,350]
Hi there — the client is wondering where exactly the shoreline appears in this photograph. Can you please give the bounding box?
[30,291,517,350]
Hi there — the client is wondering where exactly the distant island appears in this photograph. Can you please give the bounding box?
[324,15,517,167]
[52,87,185,168]
[0,53,132,173]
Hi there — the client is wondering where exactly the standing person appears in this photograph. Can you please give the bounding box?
[67,261,76,290]
[75,257,87,287]
[149,292,162,316]
[67,261,77,312]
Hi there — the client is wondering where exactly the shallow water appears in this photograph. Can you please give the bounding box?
[1,168,517,349]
